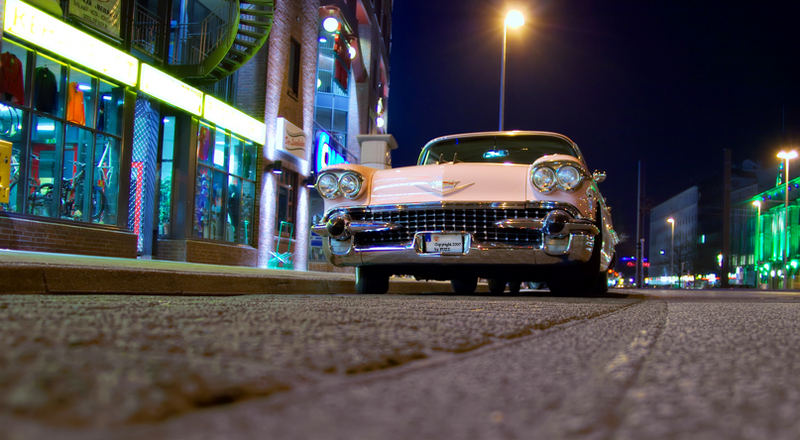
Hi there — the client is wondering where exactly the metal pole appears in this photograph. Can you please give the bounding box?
[499,24,507,131]
[785,158,790,289]
[670,222,675,285]
[636,161,643,287]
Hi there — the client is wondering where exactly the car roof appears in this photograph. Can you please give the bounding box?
[419,130,584,163]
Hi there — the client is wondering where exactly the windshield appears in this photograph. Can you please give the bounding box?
[418,135,579,165]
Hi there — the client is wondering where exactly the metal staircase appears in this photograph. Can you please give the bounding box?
[168,0,274,84]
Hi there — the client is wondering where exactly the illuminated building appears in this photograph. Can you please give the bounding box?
[0,0,392,271]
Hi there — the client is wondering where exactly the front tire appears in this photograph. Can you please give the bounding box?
[355,267,389,294]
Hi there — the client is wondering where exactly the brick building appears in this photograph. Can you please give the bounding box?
[0,0,393,271]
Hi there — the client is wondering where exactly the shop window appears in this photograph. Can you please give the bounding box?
[158,116,175,237]
[33,54,65,118]
[28,115,60,217]
[276,170,297,232]
[67,68,96,128]
[0,38,124,224]
[0,41,28,107]
[193,123,258,245]
[0,105,26,213]
[97,79,124,136]
[93,134,119,225]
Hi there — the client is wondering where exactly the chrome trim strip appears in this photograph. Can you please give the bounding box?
[325,201,581,219]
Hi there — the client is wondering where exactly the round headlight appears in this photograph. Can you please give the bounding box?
[556,165,582,190]
[317,172,340,199]
[339,172,363,199]
[532,167,556,192]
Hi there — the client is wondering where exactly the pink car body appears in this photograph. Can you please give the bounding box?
[312,131,618,295]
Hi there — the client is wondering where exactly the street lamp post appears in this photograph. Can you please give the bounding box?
[777,150,797,289]
[499,9,524,131]
[753,200,762,287]
[667,217,675,287]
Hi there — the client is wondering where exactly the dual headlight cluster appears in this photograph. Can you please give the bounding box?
[531,162,585,193]
[316,170,364,199]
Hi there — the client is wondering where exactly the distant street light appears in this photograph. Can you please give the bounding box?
[499,9,524,131]
[777,149,798,289]
[667,217,675,287]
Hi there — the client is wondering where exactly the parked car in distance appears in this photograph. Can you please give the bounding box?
[311,131,618,295]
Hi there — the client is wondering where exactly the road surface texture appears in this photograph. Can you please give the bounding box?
[3,289,800,439]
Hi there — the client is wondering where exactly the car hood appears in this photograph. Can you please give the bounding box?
[368,163,531,205]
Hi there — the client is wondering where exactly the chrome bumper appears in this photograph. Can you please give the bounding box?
[314,228,597,267]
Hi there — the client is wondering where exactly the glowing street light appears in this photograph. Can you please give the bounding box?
[667,217,675,286]
[499,9,525,131]
[777,149,798,288]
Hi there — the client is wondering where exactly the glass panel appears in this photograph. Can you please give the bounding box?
[93,134,119,224]
[210,170,226,240]
[62,125,92,221]
[97,79,124,136]
[28,115,60,217]
[33,54,64,118]
[158,116,175,237]
[67,68,96,128]
[243,141,256,181]
[0,40,29,106]
[194,166,211,238]
[197,124,213,165]
[212,129,226,169]
[229,135,243,177]
[315,106,331,129]
[241,180,255,245]
[0,105,26,213]
[226,175,241,242]
[317,70,332,93]
[333,109,347,132]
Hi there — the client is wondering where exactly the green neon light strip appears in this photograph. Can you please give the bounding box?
[3,0,138,86]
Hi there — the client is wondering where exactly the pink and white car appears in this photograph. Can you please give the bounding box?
[312,131,618,295]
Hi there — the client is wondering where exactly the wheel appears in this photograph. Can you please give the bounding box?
[451,276,477,294]
[508,281,522,295]
[549,209,605,296]
[355,266,389,294]
[488,278,506,295]
[91,185,106,220]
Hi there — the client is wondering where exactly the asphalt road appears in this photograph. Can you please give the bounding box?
[3,289,800,439]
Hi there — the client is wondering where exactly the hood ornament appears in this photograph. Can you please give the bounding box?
[417,180,475,195]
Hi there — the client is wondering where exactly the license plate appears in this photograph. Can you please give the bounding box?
[422,233,465,254]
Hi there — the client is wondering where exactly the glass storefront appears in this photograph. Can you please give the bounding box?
[0,39,124,224]
[193,121,257,244]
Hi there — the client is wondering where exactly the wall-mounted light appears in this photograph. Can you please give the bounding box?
[265,160,283,175]
[323,16,339,33]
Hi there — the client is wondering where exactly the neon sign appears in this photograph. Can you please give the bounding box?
[315,131,348,171]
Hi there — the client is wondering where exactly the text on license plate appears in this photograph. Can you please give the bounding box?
[423,233,465,254]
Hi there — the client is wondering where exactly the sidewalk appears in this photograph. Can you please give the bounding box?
[0,250,449,295]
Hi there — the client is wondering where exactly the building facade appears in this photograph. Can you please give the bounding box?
[0,0,393,270]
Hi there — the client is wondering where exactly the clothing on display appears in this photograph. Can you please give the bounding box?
[0,52,24,105]
[34,67,58,113]
[66,82,85,125]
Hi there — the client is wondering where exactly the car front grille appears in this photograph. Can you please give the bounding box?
[344,206,554,247]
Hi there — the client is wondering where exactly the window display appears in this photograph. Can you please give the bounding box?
[0,39,124,224]
[193,123,258,245]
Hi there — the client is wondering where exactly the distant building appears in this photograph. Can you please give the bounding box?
[648,159,768,287]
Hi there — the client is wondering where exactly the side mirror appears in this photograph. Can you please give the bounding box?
[593,170,607,183]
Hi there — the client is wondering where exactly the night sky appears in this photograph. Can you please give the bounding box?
[387,1,800,256]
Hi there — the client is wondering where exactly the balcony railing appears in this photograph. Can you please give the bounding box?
[132,3,166,60]
[169,2,236,66]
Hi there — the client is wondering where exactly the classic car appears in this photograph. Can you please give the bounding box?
[311,131,618,295]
